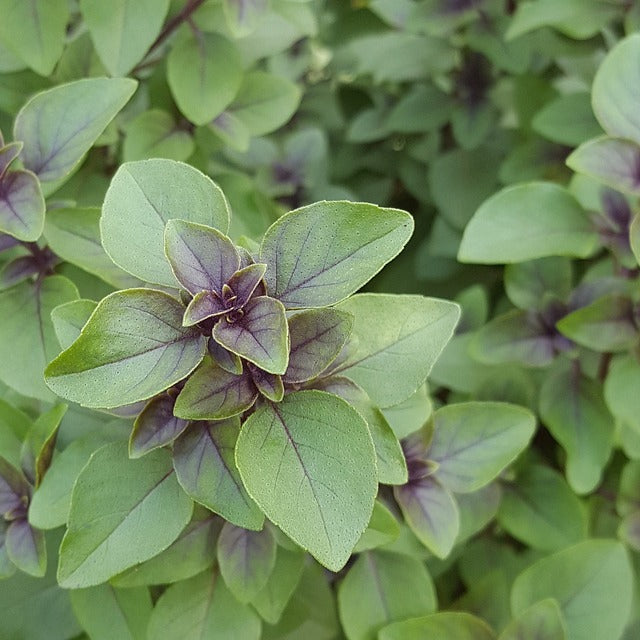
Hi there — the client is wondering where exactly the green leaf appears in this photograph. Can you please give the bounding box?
[20,403,67,487]
[539,367,614,494]
[80,0,170,76]
[498,465,587,551]
[511,540,633,640]
[45,289,206,409]
[111,509,219,587]
[0,0,68,75]
[101,159,231,287]
[504,258,572,311]
[459,183,598,264]
[235,390,377,571]
[353,500,400,553]
[335,294,460,407]
[567,137,640,196]
[217,523,277,603]
[381,383,432,440]
[592,34,640,145]
[394,476,460,559]
[70,584,152,640]
[123,109,194,162]
[0,275,79,401]
[0,170,45,241]
[557,295,638,352]
[146,570,262,640]
[44,207,140,289]
[58,442,193,588]
[499,599,567,640]
[174,358,258,420]
[260,201,413,308]
[379,612,496,640]
[532,93,601,146]
[337,551,437,640]
[604,354,640,430]
[250,546,305,624]
[223,0,269,37]
[172,418,265,531]
[14,78,137,182]
[51,299,97,350]
[213,296,290,374]
[228,71,301,136]
[167,32,243,126]
[428,402,536,493]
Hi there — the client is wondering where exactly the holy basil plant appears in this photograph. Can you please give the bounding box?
[43,158,460,580]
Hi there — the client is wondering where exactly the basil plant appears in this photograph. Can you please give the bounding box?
[43,158,459,583]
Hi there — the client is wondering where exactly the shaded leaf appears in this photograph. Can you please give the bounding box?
[5,518,46,577]
[499,599,566,640]
[353,500,400,553]
[0,456,30,517]
[51,299,97,350]
[0,170,45,241]
[248,363,284,402]
[379,612,496,640]
[123,109,194,162]
[208,338,243,375]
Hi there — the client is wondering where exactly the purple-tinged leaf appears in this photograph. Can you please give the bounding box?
[213,296,289,375]
[248,362,284,402]
[217,522,277,603]
[0,456,30,517]
[0,232,19,252]
[14,78,137,182]
[173,418,264,530]
[164,219,240,294]
[260,201,413,308]
[284,308,353,384]
[174,357,257,420]
[0,141,23,179]
[183,290,226,326]
[0,255,39,289]
[394,475,460,559]
[227,263,267,308]
[5,518,46,577]
[209,339,243,375]
[0,522,16,579]
[21,404,67,488]
[311,375,408,485]
[129,393,189,459]
[568,137,640,195]
[0,170,45,241]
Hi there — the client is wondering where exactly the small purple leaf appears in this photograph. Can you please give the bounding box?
[172,418,264,530]
[217,522,277,603]
[174,357,257,420]
[164,219,240,294]
[0,141,23,179]
[284,308,353,383]
[129,393,189,458]
[0,255,40,289]
[0,232,19,252]
[394,475,460,559]
[213,296,289,375]
[0,522,17,578]
[0,170,45,241]
[248,362,284,402]
[227,263,267,308]
[208,339,243,375]
[0,457,30,517]
[5,518,46,577]
[183,290,227,326]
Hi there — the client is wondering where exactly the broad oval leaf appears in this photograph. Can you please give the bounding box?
[0,170,45,241]
[57,442,193,588]
[0,275,79,401]
[567,137,640,196]
[592,34,640,145]
[337,551,437,640]
[335,294,460,407]
[217,523,277,603]
[101,159,231,287]
[14,77,137,182]
[80,0,170,77]
[428,402,536,493]
[260,201,413,308]
[604,354,640,430]
[499,599,566,640]
[379,612,496,640]
[167,32,243,126]
[45,289,207,409]
[173,418,264,531]
[123,109,194,162]
[459,183,598,264]
[235,390,377,571]
[511,540,633,640]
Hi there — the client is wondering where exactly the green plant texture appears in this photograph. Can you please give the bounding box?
[0,1,640,639]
